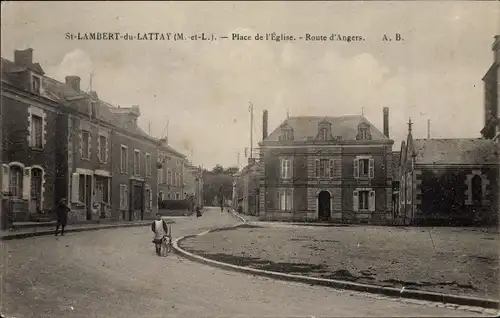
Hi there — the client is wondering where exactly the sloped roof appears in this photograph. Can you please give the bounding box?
[265,115,388,142]
[413,138,498,165]
[1,57,44,75]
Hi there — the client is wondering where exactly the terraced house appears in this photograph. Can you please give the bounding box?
[1,47,187,223]
[258,108,394,224]
[157,137,186,202]
[1,49,61,222]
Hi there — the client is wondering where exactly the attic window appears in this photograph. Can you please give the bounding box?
[91,102,98,118]
[319,128,328,140]
[356,123,372,140]
[31,75,41,94]
[279,127,294,141]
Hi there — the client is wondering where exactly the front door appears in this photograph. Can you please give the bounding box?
[318,191,331,221]
[85,175,92,220]
[130,183,144,221]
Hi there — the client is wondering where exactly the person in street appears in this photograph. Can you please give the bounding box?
[55,198,70,236]
[151,212,169,256]
[196,205,202,217]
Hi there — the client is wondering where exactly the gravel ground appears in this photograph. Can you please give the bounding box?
[180,224,499,300]
[1,208,495,317]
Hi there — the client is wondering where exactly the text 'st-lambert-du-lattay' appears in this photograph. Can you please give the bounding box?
[65,32,405,43]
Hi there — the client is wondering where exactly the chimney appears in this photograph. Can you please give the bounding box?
[383,107,389,138]
[263,110,268,140]
[494,35,500,64]
[65,76,81,91]
[14,48,33,66]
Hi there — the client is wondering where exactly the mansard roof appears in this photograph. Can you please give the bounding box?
[265,115,388,142]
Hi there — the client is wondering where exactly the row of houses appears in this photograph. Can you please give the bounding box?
[0,48,202,223]
[234,35,500,226]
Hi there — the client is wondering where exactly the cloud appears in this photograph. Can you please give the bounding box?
[46,48,94,83]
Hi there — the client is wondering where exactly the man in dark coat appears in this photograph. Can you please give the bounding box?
[55,198,70,236]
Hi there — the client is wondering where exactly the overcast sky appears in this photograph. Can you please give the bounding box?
[1,1,499,169]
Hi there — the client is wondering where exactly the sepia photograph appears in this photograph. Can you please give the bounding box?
[0,1,499,317]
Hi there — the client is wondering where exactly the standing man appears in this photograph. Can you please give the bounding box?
[55,198,70,236]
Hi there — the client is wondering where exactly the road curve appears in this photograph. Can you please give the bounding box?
[1,207,486,317]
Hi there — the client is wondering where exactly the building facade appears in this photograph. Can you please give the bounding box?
[157,138,186,202]
[397,120,498,226]
[1,49,62,221]
[234,158,260,215]
[1,48,187,223]
[258,108,394,224]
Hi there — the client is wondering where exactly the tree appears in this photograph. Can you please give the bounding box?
[212,164,224,174]
[225,166,239,175]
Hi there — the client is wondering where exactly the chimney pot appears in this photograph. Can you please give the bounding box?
[263,110,269,140]
[65,75,81,91]
[14,48,34,67]
[383,107,389,138]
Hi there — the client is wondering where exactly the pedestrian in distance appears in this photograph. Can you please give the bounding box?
[151,212,169,256]
[196,206,202,217]
[54,198,70,236]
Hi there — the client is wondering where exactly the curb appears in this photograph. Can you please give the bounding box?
[0,221,174,241]
[173,225,500,310]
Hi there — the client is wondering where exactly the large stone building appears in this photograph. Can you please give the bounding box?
[157,138,186,202]
[1,48,187,223]
[397,119,498,226]
[258,108,394,223]
[234,158,261,215]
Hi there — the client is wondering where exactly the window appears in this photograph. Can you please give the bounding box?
[406,173,412,204]
[119,184,128,210]
[277,189,293,211]
[471,174,483,204]
[319,128,328,140]
[145,153,151,176]
[354,157,374,179]
[120,145,128,173]
[31,168,43,207]
[91,102,98,118]
[280,158,292,179]
[353,189,375,212]
[360,128,368,140]
[359,190,369,210]
[357,123,372,140]
[31,75,41,94]
[145,188,152,210]
[167,170,172,185]
[81,130,90,160]
[133,149,140,176]
[98,135,107,163]
[315,159,334,178]
[30,115,43,149]
[167,193,171,200]
[9,166,22,198]
[175,192,180,200]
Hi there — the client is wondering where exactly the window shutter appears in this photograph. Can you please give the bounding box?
[369,190,376,212]
[315,159,320,178]
[71,173,80,203]
[286,189,293,210]
[329,159,334,178]
[277,190,281,210]
[42,112,47,148]
[149,190,153,211]
[87,133,91,159]
[79,130,83,157]
[124,186,129,209]
[353,158,359,179]
[97,136,101,162]
[368,158,375,179]
[105,137,109,163]
[1,164,9,193]
[288,159,292,179]
[353,190,359,212]
[22,167,32,200]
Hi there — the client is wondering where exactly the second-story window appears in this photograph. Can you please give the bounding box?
[280,158,292,179]
[81,130,91,160]
[120,145,128,173]
[98,135,107,163]
[167,169,172,185]
[353,156,374,179]
[145,153,151,176]
[30,115,43,149]
[134,149,140,176]
[315,159,334,178]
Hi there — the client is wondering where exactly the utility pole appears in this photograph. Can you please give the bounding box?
[249,101,253,159]
[148,121,151,135]
[427,119,431,139]
[237,151,240,166]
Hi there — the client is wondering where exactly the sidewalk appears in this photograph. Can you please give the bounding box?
[1,217,181,240]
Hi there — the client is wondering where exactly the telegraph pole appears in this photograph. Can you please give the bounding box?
[249,102,253,159]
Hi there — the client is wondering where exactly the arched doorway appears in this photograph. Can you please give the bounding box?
[318,191,331,221]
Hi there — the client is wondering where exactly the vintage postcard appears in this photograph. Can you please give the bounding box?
[1,1,499,317]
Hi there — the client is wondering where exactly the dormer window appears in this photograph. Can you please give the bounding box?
[91,101,98,118]
[31,75,41,94]
[319,128,328,140]
[356,122,372,140]
[279,125,294,142]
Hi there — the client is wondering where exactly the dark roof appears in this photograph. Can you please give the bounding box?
[413,138,498,165]
[1,57,44,75]
[265,115,388,142]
